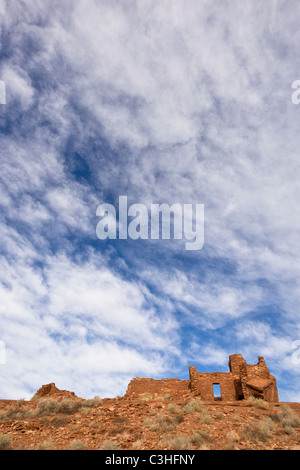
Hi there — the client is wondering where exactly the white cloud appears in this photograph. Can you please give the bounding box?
[1,65,34,110]
[1,0,300,400]
[140,267,263,329]
[0,249,179,398]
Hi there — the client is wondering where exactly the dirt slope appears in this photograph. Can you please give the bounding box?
[0,384,299,450]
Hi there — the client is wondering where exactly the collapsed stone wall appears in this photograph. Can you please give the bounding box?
[125,354,279,403]
[239,356,279,402]
[189,354,279,403]
[125,378,190,399]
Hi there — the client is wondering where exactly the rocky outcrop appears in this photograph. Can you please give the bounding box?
[32,383,80,401]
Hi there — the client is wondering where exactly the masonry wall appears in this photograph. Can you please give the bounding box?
[189,367,242,401]
[125,354,279,403]
[125,378,190,398]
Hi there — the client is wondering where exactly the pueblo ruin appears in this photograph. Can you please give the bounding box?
[126,354,279,403]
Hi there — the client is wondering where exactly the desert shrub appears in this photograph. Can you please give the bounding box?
[0,411,9,422]
[0,434,11,450]
[154,396,165,402]
[199,409,213,425]
[58,398,81,414]
[143,413,174,432]
[139,392,153,401]
[273,404,300,429]
[66,440,87,450]
[132,439,144,450]
[0,403,29,421]
[224,430,239,450]
[37,440,55,450]
[182,398,212,423]
[172,413,184,424]
[182,398,203,414]
[247,396,269,410]
[23,409,33,419]
[282,425,295,436]
[199,443,210,450]
[51,416,71,428]
[242,417,274,443]
[168,403,181,414]
[34,398,60,417]
[191,430,207,445]
[99,440,120,450]
[164,393,171,400]
[82,397,103,408]
[163,435,191,450]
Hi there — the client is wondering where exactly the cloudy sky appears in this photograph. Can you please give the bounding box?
[0,0,300,401]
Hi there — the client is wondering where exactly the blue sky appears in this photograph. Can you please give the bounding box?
[0,0,300,401]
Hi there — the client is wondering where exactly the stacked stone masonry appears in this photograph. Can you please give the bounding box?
[125,354,279,403]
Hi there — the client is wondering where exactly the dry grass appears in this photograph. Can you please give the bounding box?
[242,417,274,443]
[50,416,72,428]
[57,398,82,414]
[224,430,239,450]
[163,435,191,450]
[139,392,153,401]
[143,413,175,432]
[191,429,207,445]
[99,439,121,450]
[271,404,300,433]
[167,403,181,414]
[182,398,204,414]
[33,397,82,417]
[82,397,103,408]
[182,398,213,424]
[246,396,269,410]
[34,398,60,416]
[0,434,11,450]
[37,440,55,450]
[0,402,33,422]
[66,440,87,450]
[132,439,144,450]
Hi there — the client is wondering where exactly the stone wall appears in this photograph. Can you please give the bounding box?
[125,354,279,403]
[189,355,279,403]
[125,377,190,398]
[189,368,242,401]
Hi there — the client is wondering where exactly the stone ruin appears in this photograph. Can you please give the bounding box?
[125,354,279,403]
[32,382,80,401]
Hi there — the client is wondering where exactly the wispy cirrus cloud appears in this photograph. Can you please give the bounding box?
[0,0,300,400]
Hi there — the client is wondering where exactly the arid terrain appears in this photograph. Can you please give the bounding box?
[0,383,299,450]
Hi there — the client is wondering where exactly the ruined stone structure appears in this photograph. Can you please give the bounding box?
[189,354,279,402]
[125,354,279,403]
